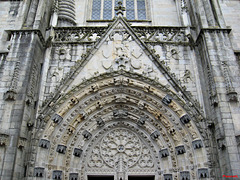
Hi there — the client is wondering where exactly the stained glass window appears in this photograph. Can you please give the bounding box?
[103,0,113,19]
[91,0,147,20]
[92,0,101,20]
[126,0,135,20]
[137,0,146,20]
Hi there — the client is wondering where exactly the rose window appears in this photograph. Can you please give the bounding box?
[100,128,142,168]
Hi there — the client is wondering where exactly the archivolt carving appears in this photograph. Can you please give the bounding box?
[33,74,210,179]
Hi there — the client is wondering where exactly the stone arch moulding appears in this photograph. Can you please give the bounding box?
[31,71,212,180]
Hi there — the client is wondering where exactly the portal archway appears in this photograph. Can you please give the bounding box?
[32,72,211,180]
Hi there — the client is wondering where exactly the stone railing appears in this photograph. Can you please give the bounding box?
[52,26,190,45]
[132,26,189,44]
[53,27,108,43]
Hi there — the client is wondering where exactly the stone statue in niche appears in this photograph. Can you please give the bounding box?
[50,67,63,83]
[182,70,192,83]
[165,45,182,60]
[170,49,180,60]
[58,46,71,61]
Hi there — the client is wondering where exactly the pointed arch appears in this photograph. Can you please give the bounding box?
[31,71,211,179]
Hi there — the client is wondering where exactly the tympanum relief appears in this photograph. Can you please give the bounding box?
[87,128,155,173]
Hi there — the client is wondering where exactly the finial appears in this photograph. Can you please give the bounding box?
[114,1,126,17]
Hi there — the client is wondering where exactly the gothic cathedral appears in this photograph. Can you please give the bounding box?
[0,0,239,180]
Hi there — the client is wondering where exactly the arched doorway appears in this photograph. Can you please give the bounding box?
[31,73,211,180]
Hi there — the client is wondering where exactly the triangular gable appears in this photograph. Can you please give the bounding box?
[44,16,203,119]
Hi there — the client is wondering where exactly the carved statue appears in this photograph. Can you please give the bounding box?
[58,96,79,117]
[182,70,192,83]
[44,122,58,138]
[186,123,198,139]
[169,101,184,116]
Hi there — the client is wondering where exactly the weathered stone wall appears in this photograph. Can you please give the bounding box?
[219,0,240,51]
[0,1,26,52]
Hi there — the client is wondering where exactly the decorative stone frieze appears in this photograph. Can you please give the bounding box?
[53,27,107,43]
[132,27,189,44]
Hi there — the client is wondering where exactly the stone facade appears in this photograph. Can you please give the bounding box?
[0,0,239,180]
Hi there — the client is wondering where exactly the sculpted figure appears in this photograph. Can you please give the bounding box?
[169,101,184,116]
[58,96,78,117]
[99,79,114,88]
[61,130,73,144]
[186,123,198,139]
[169,128,181,145]
[44,122,57,138]
[129,79,146,90]
[160,117,171,129]
[71,115,83,128]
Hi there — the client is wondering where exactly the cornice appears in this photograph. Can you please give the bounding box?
[196,27,232,44]
[6,29,46,47]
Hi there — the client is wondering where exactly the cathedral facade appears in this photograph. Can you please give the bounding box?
[0,0,240,179]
